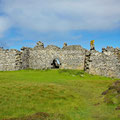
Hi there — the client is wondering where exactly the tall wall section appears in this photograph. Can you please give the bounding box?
[0,48,22,71]
[28,41,87,70]
[21,47,30,69]
[85,47,120,78]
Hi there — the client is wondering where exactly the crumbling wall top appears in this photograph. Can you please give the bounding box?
[62,45,85,51]
[36,41,44,47]
[33,41,44,50]
[0,47,19,53]
[45,45,60,50]
[102,46,120,56]
[21,47,31,51]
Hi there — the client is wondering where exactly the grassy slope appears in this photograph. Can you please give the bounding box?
[0,69,119,120]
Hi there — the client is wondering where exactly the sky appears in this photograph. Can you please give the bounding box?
[0,0,120,51]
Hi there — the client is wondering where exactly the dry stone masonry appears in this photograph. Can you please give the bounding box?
[0,41,120,78]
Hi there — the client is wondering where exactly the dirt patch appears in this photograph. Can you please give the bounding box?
[115,106,120,110]
[2,112,49,120]
[2,112,68,120]
[94,103,100,106]
[102,80,120,95]
[102,80,120,109]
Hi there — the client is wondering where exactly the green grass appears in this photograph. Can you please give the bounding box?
[0,69,119,120]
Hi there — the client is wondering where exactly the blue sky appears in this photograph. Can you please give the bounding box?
[0,0,120,51]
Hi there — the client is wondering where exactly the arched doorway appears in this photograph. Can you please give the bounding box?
[51,58,61,69]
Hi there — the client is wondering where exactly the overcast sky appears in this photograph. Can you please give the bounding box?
[0,0,120,51]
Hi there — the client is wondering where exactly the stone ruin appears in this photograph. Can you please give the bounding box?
[0,41,120,78]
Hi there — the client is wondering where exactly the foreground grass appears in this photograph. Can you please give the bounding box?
[0,69,119,120]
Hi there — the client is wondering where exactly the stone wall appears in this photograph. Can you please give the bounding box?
[21,47,30,69]
[0,41,120,79]
[86,48,120,78]
[28,42,86,70]
[0,48,22,71]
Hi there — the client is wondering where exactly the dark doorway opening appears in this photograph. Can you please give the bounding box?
[51,59,61,69]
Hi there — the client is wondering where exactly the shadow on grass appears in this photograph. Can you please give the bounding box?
[58,69,85,77]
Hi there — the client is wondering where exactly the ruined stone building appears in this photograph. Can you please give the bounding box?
[0,41,120,78]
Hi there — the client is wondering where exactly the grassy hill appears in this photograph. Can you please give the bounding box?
[0,69,119,120]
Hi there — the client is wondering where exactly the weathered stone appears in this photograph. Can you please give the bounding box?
[0,41,120,79]
[36,41,44,47]
[45,45,60,50]
[86,50,120,78]
[33,41,44,50]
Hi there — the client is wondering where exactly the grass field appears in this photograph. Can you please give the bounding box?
[0,69,120,120]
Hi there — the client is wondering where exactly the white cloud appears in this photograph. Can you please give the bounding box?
[1,0,120,33]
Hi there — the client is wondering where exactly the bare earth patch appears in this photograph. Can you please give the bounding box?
[2,112,49,120]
